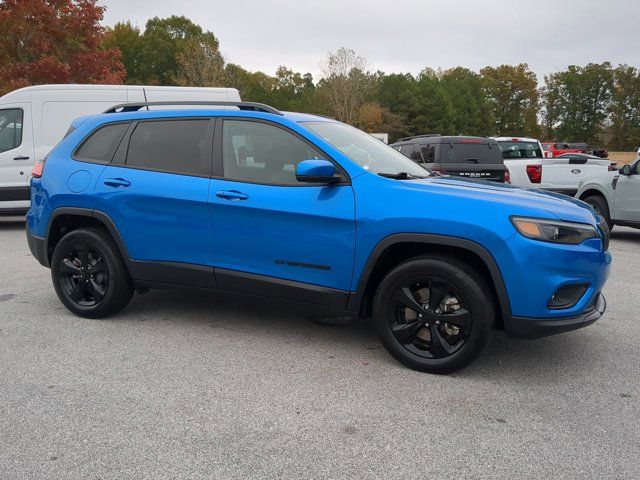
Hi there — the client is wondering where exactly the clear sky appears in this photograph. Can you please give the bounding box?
[101,0,640,80]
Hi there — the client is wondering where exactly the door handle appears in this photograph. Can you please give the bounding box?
[13,156,30,161]
[104,178,131,188]
[216,190,249,201]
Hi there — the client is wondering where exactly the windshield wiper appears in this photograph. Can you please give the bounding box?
[377,172,428,180]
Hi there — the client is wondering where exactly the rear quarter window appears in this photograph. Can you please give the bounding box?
[75,123,129,164]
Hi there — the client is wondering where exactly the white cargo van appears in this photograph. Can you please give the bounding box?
[0,84,241,214]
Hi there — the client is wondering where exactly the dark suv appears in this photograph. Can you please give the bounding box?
[390,135,508,182]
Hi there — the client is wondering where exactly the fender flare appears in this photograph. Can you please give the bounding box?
[346,233,512,321]
[45,207,131,269]
[577,184,613,212]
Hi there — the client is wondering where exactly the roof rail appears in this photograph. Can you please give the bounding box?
[102,101,282,115]
[398,134,441,142]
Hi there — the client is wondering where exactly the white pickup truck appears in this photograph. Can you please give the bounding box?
[493,137,611,196]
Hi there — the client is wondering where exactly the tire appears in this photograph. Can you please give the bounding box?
[51,227,133,318]
[584,195,613,231]
[373,255,494,374]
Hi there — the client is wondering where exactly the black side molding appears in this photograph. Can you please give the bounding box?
[130,260,215,289]
[0,186,30,202]
[215,268,349,310]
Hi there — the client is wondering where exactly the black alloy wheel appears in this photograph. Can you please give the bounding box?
[51,228,133,318]
[373,256,494,373]
[390,278,470,359]
[57,243,109,307]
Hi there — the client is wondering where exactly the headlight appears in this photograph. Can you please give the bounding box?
[511,217,598,244]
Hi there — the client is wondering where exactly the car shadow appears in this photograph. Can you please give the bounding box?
[113,288,599,383]
[0,216,26,230]
[610,227,640,243]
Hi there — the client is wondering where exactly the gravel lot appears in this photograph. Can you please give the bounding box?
[1,217,638,479]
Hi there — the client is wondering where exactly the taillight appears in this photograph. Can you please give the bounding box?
[608,163,617,172]
[32,159,45,178]
[526,164,542,183]
[504,169,511,184]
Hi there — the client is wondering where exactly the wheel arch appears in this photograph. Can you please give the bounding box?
[45,207,131,270]
[348,234,511,326]
[578,186,609,203]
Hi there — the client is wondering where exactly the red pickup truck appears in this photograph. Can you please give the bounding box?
[542,142,586,158]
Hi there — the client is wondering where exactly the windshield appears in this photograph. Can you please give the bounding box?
[497,141,543,159]
[302,122,429,178]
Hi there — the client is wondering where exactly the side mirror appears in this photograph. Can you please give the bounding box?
[295,159,339,183]
[620,164,631,176]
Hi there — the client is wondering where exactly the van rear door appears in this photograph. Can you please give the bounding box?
[0,103,34,211]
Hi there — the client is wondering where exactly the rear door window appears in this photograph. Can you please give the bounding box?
[75,123,129,164]
[420,144,435,163]
[397,144,423,162]
[126,119,211,176]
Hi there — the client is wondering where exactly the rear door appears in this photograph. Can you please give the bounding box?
[93,117,215,287]
[0,103,35,209]
[439,140,506,182]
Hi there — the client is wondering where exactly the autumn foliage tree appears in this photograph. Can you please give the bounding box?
[0,0,125,94]
[480,64,539,137]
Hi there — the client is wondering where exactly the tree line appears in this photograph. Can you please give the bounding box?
[1,1,639,149]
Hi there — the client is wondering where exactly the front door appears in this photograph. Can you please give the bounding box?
[93,118,214,287]
[209,118,356,308]
[0,104,34,210]
[614,161,640,222]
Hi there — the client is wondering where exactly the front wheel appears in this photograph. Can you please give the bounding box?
[584,195,613,231]
[51,228,133,318]
[373,256,494,374]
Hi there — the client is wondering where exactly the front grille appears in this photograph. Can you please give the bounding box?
[598,218,610,250]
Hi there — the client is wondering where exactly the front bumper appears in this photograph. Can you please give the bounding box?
[506,292,606,339]
[26,223,49,267]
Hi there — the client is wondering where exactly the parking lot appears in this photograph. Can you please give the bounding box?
[1,217,638,479]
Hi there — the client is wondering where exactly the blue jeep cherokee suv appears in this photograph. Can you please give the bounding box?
[26,101,611,373]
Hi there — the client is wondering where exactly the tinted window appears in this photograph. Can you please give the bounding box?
[223,120,326,185]
[126,119,210,176]
[397,145,411,158]
[420,145,435,163]
[0,108,23,153]
[75,123,128,163]
[408,144,422,162]
[443,143,502,164]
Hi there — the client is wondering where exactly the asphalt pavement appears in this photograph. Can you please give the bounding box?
[1,217,638,479]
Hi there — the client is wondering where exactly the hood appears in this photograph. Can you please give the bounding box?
[401,176,598,225]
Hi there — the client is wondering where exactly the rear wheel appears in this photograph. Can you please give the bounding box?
[584,195,613,230]
[373,256,494,374]
[51,228,133,318]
